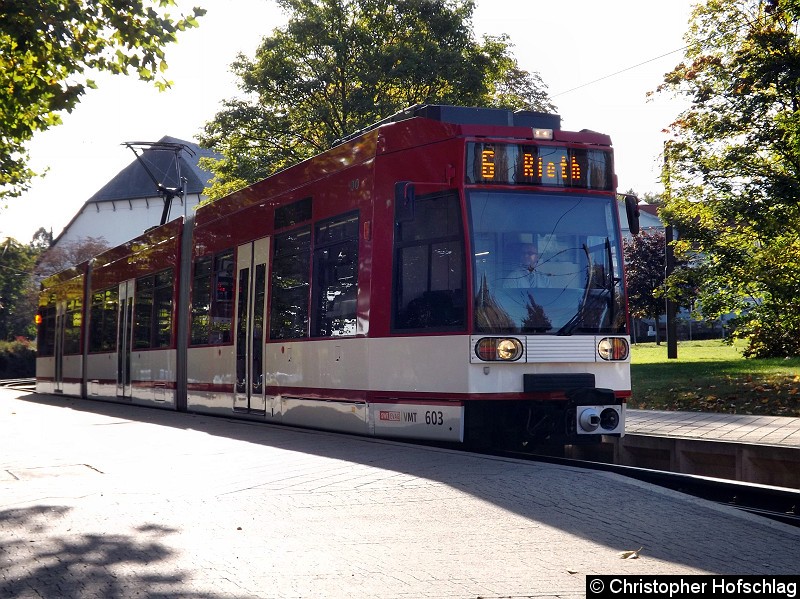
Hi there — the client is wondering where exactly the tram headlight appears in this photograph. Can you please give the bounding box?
[598,337,629,361]
[600,407,620,431]
[475,337,523,362]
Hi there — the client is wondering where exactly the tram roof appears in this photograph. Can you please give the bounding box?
[195,105,613,227]
[332,104,563,145]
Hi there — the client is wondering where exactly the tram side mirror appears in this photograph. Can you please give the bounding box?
[395,181,415,222]
[623,194,641,235]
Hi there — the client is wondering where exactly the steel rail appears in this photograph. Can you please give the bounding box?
[497,449,800,527]
[0,378,35,392]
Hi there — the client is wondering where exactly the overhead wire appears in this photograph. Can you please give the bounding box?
[551,46,689,98]
[552,4,774,99]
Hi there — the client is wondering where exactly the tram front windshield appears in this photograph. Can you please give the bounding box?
[469,190,627,335]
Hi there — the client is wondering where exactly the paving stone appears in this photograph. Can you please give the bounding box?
[1,390,799,598]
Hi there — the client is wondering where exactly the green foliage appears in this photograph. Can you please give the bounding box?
[0,338,35,378]
[0,0,205,199]
[0,234,107,343]
[0,238,38,340]
[658,0,800,358]
[198,0,555,201]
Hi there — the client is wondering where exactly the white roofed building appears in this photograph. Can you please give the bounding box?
[52,136,220,248]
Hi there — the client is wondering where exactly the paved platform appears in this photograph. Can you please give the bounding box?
[2,389,799,599]
[627,409,800,448]
[617,410,800,488]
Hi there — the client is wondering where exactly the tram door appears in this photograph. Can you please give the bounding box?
[52,301,66,393]
[116,280,135,399]
[233,238,270,413]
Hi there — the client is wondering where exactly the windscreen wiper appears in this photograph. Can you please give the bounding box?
[556,240,617,335]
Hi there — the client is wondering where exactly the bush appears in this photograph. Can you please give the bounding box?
[732,303,800,358]
[0,338,36,378]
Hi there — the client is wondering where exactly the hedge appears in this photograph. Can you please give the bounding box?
[0,339,36,379]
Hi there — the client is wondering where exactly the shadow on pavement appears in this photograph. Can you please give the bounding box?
[0,505,230,598]
[7,391,800,577]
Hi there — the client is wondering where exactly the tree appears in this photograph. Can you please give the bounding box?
[657,0,800,357]
[198,0,555,200]
[0,238,38,340]
[623,230,667,344]
[35,236,110,277]
[0,0,205,200]
[0,234,110,341]
[30,227,53,251]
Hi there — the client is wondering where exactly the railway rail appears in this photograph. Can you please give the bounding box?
[0,378,35,392]
[497,448,800,528]
[3,378,797,527]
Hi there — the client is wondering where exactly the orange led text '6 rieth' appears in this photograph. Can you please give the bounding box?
[478,146,585,183]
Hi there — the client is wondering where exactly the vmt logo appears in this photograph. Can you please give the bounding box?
[379,411,417,422]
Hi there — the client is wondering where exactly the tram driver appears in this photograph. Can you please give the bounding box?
[503,241,550,288]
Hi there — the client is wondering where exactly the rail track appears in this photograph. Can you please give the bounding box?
[496,448,800,527]
[0,378,35,392]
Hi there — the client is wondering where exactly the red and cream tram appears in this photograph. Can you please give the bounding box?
[36,105,639,448]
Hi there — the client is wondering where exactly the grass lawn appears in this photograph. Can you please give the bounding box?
[629,340,800,416]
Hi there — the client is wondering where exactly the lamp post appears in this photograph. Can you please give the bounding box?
[663,140,678,359]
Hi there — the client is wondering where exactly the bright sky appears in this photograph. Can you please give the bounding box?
[0,0,696,243]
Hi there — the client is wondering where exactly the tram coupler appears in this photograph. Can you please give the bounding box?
[564,387,624,439]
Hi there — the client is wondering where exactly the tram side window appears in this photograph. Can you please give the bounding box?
[190,250,234,345]
[190,257,212,344]
[134,268,174,349]
[212,251,234,342]
[312,212,359,337]
[37,303,56,356]
[134,276,154,348]
[392,191,466,331]
[89,288,119,353]
[153,270,174,347]
[275,197,312,229]
[63,297,82,355]
[270,227,311,339]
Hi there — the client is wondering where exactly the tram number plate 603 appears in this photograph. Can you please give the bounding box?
[425,410,444,425]
[374,403,464,442]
